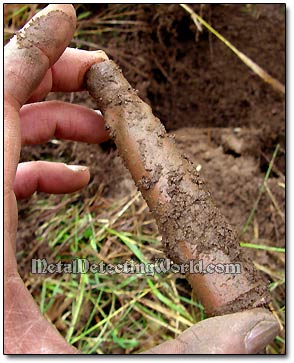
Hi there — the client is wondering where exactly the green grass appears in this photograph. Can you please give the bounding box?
[240,242,285,254]
[23,192,202,354]
[24,186,284,353]
[242,144,281,234]
[23,176,283,353]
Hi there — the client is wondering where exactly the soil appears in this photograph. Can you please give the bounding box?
[17,4,285,316]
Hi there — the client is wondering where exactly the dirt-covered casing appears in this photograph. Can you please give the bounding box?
[86,60,270,316]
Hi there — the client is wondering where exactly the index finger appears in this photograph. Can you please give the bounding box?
[28,48,109,102]
[4,4,76,106]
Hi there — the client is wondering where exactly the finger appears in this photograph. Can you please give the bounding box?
[29,48,108,102]
[4,4,76,106]
[20,101,109,145]
[144,308,279,354]
[28,68,52,102]
[14,161,90,200]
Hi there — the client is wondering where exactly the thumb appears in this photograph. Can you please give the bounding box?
[144,308,279,354]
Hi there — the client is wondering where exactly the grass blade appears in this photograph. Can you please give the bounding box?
[180,4,285,94]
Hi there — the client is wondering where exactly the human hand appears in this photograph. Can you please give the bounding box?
[4,4,279,354]
[4,4,108,354]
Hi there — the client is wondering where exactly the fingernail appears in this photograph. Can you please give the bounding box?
[94,50,109,61]
[65,165,88,172]
[245,320,279,353]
